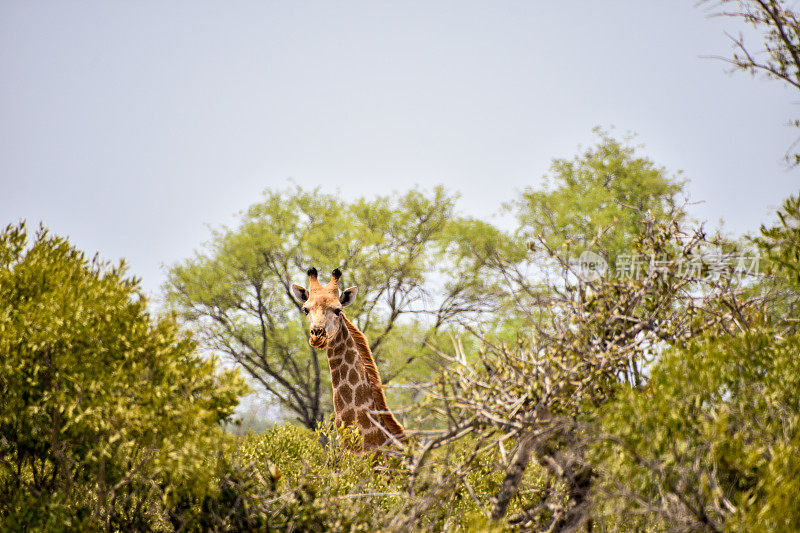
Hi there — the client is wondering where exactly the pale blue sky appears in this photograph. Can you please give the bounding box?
[2,1,798,297]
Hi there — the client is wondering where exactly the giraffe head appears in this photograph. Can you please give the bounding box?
[291,267,358,349]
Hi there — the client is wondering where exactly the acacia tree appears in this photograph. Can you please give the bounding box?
[383,136,751,530]
[391,208,758,531]
[165,185,511,429]
[493,131,689,369]
[403,135,789,530]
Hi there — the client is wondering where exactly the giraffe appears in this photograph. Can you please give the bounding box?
[291,267,405,451]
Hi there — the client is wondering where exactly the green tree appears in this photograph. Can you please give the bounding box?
[164,185,511,429]
[509,129,685,263]
[0,223,247,530]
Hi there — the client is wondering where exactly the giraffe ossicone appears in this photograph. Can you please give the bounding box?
[291,267,405,450]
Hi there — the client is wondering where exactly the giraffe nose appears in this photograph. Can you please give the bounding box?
[311,326,325,337]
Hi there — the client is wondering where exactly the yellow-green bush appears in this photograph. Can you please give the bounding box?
[592,330,800,531]
[200,422,549,532]
[0,223,247,531]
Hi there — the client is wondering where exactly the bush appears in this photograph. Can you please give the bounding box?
[0,223,248,530]
[592,329,800,531]
[175,421,541,531]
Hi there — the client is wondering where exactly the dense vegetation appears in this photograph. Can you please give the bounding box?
[0,225,247,530]
[3,1,800,530]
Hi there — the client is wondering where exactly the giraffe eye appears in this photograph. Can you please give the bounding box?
[302,307,309,315]
[333,308,341,315]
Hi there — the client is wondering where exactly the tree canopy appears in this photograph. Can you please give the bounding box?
[509,128,685,262]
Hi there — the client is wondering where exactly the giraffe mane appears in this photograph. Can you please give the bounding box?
[341,314,405,439]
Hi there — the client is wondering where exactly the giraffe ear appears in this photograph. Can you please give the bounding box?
[291,284,309,302]
[339,286,358,307]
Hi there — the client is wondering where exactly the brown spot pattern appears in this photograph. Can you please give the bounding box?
[339,383,352,404]
[344,350,355,364]
[348,367,359,385]
[354,383,372,405]
[341,409,355,425]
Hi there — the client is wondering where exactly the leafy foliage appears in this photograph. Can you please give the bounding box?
[163,421,542,532]
[752,192,800,331]
[510,128,685,262]
[0,223,247,530]
[592,330,800,531]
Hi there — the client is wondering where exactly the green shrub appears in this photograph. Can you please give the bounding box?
[0,223,248,530]
[592,329,800,531]
[191,422,546,532]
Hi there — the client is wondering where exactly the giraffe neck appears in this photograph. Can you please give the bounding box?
[326,314,404,449]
